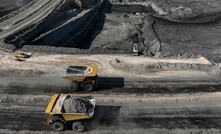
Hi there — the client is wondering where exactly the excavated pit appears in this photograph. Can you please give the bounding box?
[0,0,221,62]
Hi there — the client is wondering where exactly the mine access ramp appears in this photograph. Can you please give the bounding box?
[45,94,95,132]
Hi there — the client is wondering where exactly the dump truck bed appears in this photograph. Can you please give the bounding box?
[45,94,95,119]
[65,66,97,77]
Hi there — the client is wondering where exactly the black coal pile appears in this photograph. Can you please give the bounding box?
[4,0,112,49]
[63,96,94,114]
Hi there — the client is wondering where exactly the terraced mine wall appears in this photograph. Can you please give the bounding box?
[0,0,32,17]
[4,0,112,49]
[0,1,36,23]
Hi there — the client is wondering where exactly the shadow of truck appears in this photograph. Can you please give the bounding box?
[86,105,121,130]
[97,76,125,90]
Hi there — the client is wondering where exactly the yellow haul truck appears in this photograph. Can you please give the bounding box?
[64,66,97,91]
[45,94,95,131]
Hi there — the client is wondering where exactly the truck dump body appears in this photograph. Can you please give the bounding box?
[45,94,95,120]
[66,66,90,76]
[65,66,97,77]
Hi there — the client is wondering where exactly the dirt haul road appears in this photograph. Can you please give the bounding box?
[1,92,221,134]
[0,53,220,94]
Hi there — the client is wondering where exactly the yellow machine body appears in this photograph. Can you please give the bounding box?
[45,94,95,125]
[64,65,97,82]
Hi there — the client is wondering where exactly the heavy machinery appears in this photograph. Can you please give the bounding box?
[45,94,95,131]
[133,43,139,56]
[64,66,97,91]
[14,50,32,61]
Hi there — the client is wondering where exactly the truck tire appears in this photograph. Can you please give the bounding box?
[82,82,94,91]
[52,121,65,131]
[70,82,79,91]
[72,122,85,132]
[52,115,61,121]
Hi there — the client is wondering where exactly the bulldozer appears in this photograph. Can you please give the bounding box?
[14,50,32,61]
[64,66,97,91]
[45,94,95,131]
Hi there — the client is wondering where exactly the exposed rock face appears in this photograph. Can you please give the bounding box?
[141,15,161,57]
[129,14,161,57]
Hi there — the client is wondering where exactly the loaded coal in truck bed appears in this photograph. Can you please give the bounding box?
[62,95,94,114]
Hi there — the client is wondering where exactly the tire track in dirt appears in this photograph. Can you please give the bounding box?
[1,104,221,132]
